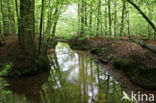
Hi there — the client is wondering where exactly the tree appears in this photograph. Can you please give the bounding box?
[113,0,117,36]
[127,0,156,37]
[108,0,112,36]
[1,0,10,35]
[89,2,93,33]
[104,0,108,36]
[120,0,126,37]
[15,0,21,44]
[0,0,3,44]
[97,0,101,36]
[19,0,35,53]
[80,0,85,35]
[7,0,16,34]
[38,0,45,56]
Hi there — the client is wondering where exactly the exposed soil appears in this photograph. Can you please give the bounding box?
[147,40,156,46]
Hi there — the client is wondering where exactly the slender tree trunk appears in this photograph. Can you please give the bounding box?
[0,0,3,42]
[127,4,133,52]
[78,2,81,35]
[97,0,101,36]
[51,7,59,36]
[84,3,87,27]
[147,3,152,38]
[15,0,21,45]
[89,5,92,34]
[51,0,64,37]
[80,0,85,35]
[104,1,108,36]
[108,0,112,36]
[127,0,156,36]
[114,0,117,36]
[38,0,45,56]
[51,16,59,37]
[120,0,126,37]
[46,0,53,35]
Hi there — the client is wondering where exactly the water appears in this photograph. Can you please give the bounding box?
[0,43,153,103]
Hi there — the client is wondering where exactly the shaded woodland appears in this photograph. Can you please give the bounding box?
[0,0,156,102]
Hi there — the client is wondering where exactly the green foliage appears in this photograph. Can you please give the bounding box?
[0,62,13,76]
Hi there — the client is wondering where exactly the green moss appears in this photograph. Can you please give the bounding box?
[91,48,106,54]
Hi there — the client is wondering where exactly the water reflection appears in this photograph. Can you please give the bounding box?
[0,71,50,103]
[0,43,137,103]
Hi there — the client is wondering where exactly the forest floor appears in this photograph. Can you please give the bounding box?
[0,35,49,77]
[0,35,34,67]
[69,37,156,90]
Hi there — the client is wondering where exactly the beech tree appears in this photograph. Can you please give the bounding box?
[19,0,35,52]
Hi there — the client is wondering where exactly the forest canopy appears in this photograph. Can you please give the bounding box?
[0,0,156,42]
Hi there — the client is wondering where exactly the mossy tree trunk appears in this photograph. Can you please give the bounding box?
[7,0,16,35]
[1,0,10,35]
[19,0,35,53]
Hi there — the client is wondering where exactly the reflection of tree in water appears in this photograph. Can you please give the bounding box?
[2,71,50,103]
[44,47,133,103]
[43,49,80,103]
[0,43,133,103]
[95,63,132,103]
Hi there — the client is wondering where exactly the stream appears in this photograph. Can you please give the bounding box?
[0,42,155,103]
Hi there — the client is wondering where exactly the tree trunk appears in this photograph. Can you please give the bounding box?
[113,0,117,36]
[51,8,59,37]
[0,0,3,40]
[15,0,21,45]
[104,1,108,36]
[80,0,85,35]
[127,0,156,36]
[120,0,126,37]
[78,2,81,35]
[84,3,87,27]
[8,0,16,34]
[51,0,64,37]
[1,0,10,35]
[38,0,45,56]
[97,0,101,36]
[45,0,53,35]
[108,0,112,36]
[19,0,35,53]
[89,5,92,33]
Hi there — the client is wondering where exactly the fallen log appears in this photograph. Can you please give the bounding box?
[144,43,156,53]
[132,39,156,53]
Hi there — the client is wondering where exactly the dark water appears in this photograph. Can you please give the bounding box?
[0,43,154,103]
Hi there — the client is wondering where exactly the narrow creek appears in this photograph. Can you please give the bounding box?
[0,42,155,103]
